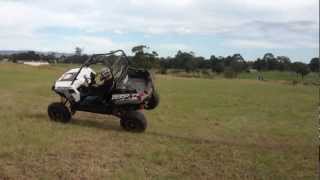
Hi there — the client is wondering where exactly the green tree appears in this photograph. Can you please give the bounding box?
[291,62,310,79]
[132,45,147,54]
[277,56,291,71]
[253,58,267,71]
[11,51,40,62]
[230,53,247,75]
[263,53,278,70]
[131,45,159,69]
[75,47,82,56]
[309,57,320,72]
[210,55,224,73]
[174,51,196,72]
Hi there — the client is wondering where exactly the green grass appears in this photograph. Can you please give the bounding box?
[0,63,318,179]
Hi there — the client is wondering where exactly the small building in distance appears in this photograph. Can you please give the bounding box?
[21,61,50,66]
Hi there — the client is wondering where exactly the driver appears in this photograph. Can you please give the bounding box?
[88,67,114,98]
[100,67,112,82]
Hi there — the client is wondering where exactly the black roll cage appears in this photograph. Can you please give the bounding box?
[71,50,129,86]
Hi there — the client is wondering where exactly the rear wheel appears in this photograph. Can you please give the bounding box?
[145,91,159,110]
[48,102,71,123]
[120,111,147,132]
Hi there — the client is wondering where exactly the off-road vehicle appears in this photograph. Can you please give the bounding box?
[48,50,159,132]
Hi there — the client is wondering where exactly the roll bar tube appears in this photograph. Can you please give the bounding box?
[71,49,129,85]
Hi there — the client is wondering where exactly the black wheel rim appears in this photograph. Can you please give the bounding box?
[126,120,137,130]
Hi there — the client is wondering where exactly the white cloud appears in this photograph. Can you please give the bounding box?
[156,43,192,52]
[0,0,318,57]
[62,36,135,54]
[130,0,194,7]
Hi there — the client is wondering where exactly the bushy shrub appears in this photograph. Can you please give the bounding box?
[223,68,237,79]
[201,69,210,76]
[159,67,167,74]
[291,80,299,85]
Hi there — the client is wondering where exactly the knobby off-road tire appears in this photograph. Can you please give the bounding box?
[145,91,159,110]
[48,102,72,123]
[120,111,147,132]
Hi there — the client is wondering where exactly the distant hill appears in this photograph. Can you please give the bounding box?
[0,50,27,55]
[0,50,72,57]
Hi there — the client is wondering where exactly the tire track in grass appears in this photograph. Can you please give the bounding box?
[146,131,313,151]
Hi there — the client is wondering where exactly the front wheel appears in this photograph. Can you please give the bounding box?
[48,102,71,123]
[120,111,147,132]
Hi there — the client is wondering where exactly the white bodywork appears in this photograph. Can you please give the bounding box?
[54,67,96,102]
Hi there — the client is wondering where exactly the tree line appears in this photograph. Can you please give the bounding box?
[128,46,319,79]
[1,46,319,79]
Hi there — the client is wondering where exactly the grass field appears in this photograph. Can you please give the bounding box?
[163,69,319,86]
[0,63,318,179]
[238,71,319,83]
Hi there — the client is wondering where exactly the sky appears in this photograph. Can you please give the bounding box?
[0,0,319,62]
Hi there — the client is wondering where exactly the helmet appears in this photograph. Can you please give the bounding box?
[100,67,112,81]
